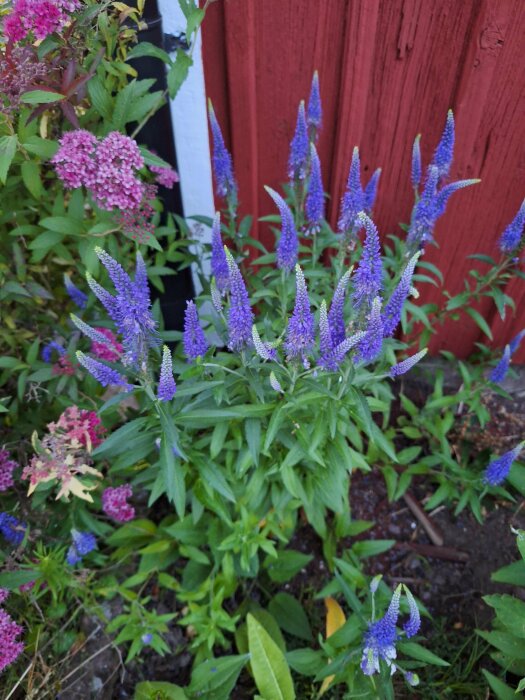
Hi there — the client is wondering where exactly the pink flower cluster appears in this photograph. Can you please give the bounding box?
[116,183,157,243]
[102,485,135,523]
[52,130,146,212]
[0,46,48,115]
[150,165,179,189]
[48,406,104,450]
[0,450,17,492]
[91,328,123,362]
[0,589,8,605]
[0,605,24,673]
[4,0,81,43]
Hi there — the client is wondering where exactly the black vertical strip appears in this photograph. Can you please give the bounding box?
[130,0,194,332]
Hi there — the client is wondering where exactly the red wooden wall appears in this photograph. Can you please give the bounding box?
[201,0,525,361]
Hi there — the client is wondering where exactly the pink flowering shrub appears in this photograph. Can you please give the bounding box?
[102,485,135,523]
[51,130,178,241]
[4,0,81,43]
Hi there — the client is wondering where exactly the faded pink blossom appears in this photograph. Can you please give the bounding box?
[52,355,75,376]
[116,183,157,243]
[90,327,123,362]
[150,165,179,189]
[23,407,104,502]
[0,589,9,605]
[102,485,135,523]
[0,450,17,492]
[0,608,24,673]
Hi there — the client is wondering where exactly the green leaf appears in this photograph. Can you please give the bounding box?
[491,560,525,586]
[21,89,65,104]
[21,160,43,199]
[247,614,295,700]
[186,8,205,38]
[127,41,171,64]
[483,595,525,638]
[167,50,193,100]
[465,307,493,340]
[161,433,185,518]
[481,669,517,700]
[0,569,39,589]
[265,549,313,583]
[134,681,188,699]
[39,216,81,234]
[285,648,325,676]
[268,593,312,642]
[22,135,58,159]
[28,230,64,250]
[398,641,450,666]
[352,539,395,559]
[0,135,18,184]
[245,418,261,466]
[189,655,249,699]
[92,418,149,458]
[87,76,113,120]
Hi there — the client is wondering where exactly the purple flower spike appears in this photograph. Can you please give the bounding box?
[328,270,351,346]
[338,146,365,236]
[509,329,525,356]
[77,351,130,389]
[356,297,383,363]
[70,315,115,346]
[269,371,284,393]
[382,253,419,337]
[64,274,88,309]
[411,134,422,189]
[0,513,26,546]
[406,166,440,252]
[225,249,254,351]
[305,144,325,233]
[484,442,524,487]
[490,345,511,384]
[352,213,383,312]
[265,186,298,272]
[499,199,525,254]
[361,584,402,676]
[42,340,66,363]
[364,168,381,213]
[431,109,455,179]
[158,345,176,402]
[93,248,157,367]
[390,349,428,378]
[208,101,238,203]
[403,585,421,638]
[66,529,96,566]
[183,301,209,361]
[252,326,277,361]
[211,212,230,293]
[435,179,480,217]
[307,70,322,133]
[285,265,315,361]
[319,300,333,356]
[288,101,310,180]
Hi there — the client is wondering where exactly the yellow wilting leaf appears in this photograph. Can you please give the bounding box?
[319,597,347,697]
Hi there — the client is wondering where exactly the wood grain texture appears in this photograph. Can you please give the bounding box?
[202,0,525,360]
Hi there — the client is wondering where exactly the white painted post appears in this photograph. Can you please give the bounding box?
[157,0,215,292]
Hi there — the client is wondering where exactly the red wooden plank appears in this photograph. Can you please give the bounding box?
[201,0,525,359]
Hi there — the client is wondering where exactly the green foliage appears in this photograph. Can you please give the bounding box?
[478,529,525,696]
